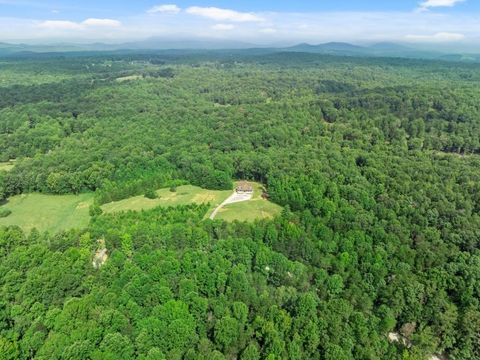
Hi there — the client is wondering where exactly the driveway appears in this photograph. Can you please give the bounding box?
[209,191,253,219]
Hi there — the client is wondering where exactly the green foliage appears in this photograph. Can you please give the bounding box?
[100,184,232,217]
[0,51,480,359]
[0,208,11,218]
[144,189,158,199]
[0,193,93,232]
[89,204,103,217]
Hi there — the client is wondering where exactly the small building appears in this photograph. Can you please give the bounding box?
[236,181,253,193]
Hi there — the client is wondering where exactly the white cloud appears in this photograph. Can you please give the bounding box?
[186,6,264,22]
[82,18,121,27]
[37,18,121,31]
[406,32,465,42]
[212,24,235,31]
[260,28,277,34]
[147,4,181,14]
[419,0,465,10]
[3,9,478,46]
[38,20,83,30]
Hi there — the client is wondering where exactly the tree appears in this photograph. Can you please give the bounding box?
[145,189,158,199]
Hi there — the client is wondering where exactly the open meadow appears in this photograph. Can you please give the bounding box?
[0,183,282,233]
[101,185,232,214]
[0,193,93,233]
[0,161,15,172]
[216,182,282,222]
[101,182,282,222]
[216,197,282,222]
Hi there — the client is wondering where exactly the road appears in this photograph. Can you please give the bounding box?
[209,191,253,220]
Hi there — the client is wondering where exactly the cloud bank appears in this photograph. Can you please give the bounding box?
[185,7,264,22]
[38,18,121,31]
[212,24,235,31]
[147,4,181,14]
[0,3,477,47]
[406,32,465,42]
[420,0,465,8]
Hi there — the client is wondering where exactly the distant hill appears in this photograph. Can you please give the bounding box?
[369,42,411,51]
[0,42,88,54]
[0,39,479,63]
[286,42,369,56]
[281,41,480,63]
[118,37,256,50]
[438,53,480,63]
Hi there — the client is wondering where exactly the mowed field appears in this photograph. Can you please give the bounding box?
[216,182,282,222]
[0,161,15,172]
[101,185,232,215]
[0,183,282,233]
[0,193,94,233]
[102,182,282,221]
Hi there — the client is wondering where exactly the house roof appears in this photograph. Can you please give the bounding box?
[236,181,253,191]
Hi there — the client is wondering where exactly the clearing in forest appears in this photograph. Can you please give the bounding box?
[102,182,282,222]
[0,193,94,233]
[101,185,232,214]
[115,75,143,82]
[214,182,282,222]
[0,161,16,172]
[0,183,282,233]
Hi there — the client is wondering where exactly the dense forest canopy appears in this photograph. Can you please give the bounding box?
[0,50,479,359]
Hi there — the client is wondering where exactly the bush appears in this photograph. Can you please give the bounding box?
[170,186,177,193]
[0,208,12,218]
[89,204,103,217]
[144,189,158,199]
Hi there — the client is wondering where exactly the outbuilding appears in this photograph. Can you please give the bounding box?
[236,181,253,193]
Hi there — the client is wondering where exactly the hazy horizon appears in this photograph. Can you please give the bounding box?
[0,0,479,51]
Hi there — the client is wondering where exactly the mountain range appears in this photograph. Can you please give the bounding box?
[1,39,479,63]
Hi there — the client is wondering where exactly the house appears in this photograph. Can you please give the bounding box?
[236,181,253,193]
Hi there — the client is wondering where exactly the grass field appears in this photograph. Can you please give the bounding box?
[0,183,282,233]
[102,182,282,222]
[0,193,93,233]
[116,75,143,82]
[0,161,15,172]
[101,185,232,215]
[216,182,282,222]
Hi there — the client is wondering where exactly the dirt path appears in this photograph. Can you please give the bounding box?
[209,191,253,220]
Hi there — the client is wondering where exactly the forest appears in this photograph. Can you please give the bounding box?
[0,50,480,359]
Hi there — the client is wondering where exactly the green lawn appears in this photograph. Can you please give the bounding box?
[0,161,15,172]
[216,182,282,222]
[0,193,94,233]
[102,185,232,215]
[0,183,282,233]
[116,75,143,82]
[216,199,283,222]
[101,183,282,222]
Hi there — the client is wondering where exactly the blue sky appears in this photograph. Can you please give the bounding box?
[0,0,479,46]
[1,0,478,16]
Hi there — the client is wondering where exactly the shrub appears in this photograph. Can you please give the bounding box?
[0,208,12,218]
[145,189,158,199]
[89,204,103,217]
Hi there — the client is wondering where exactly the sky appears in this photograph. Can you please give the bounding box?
[0,0,479,47]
